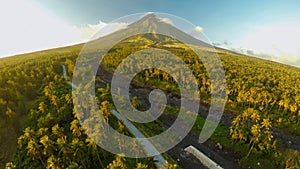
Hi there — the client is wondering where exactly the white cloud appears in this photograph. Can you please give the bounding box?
[0,0,127,58]
[73,21,107,40]
[194,26,204,32]
[189,26,204,37]
[238,22,300,66]
[230,47,300,67]
[0,0,84,57]
[160,17,173,25]
[73,21,127,40]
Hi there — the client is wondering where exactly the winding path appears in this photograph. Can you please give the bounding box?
[62,65,166,168]
[111,110,166,167]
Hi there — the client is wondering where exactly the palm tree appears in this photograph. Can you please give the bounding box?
[106,154,127,169]
[5,107,16,119]
[162,161,178,169]
[71,138,87,169]
[86,137,104,168]
[99,101,111,122]
[56,136,71,159]
[145,157,157,169]
[51,95,59,107]
[131,96,139,109]
[70,119,82,137]
[38,102,46,113]
[46,155,60,169]
[27,139,46,167]
[135,163,148,169]
[52,124,64,138]
[65,94,72,105]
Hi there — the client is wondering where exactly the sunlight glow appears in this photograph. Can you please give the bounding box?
[0,0,86,57]
[240,22,300,60]
[0,0,126,58]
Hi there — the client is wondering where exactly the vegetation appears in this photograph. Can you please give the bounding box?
[0,45,81,167]
[230,108,275,157]
[100,33,300,136]
[0,30,300,169]
[7,81,177,168]
[96,33,300,168]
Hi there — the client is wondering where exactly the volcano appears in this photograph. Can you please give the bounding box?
[87,13,212,50]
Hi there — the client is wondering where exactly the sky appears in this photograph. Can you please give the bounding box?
[1,0,300,66]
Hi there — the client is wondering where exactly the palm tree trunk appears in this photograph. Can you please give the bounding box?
[96,149,105,168]
[246,141,255,158]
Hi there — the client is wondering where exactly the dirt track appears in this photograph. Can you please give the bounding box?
[98,69,300,168]
[130,87,244,169]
